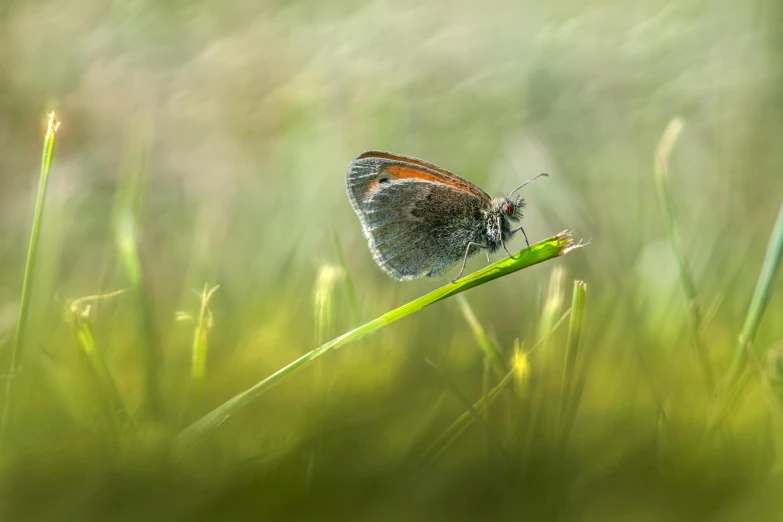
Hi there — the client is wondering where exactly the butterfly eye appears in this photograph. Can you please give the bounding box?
[502,203,514,215]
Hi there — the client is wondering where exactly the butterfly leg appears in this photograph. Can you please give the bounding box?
[452,241,488,283]
[509,226,530,248]
[498,216,515,259]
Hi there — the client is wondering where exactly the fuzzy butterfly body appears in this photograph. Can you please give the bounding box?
[346,151,544,282]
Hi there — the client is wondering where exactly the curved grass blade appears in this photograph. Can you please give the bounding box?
[66,290,130,445]
[418,309,572,468]
[331,231,361,326]
[424,359,511,462]
[654,118,713,390]
[175,230,584,455]
[457,294,507,376]
[191,284,220,389]
[709,196,783,428]
[729,196,783,381]
[557,280,587,449]
[113,117,163,420]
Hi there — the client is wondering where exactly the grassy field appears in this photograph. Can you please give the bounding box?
[1,0,783,520]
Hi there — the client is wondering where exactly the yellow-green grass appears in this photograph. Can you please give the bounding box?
[0,1,782,517]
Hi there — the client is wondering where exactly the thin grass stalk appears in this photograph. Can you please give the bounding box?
[482,356,492,479]
[191,284,220,389]
[421,370,516,468]
[729,196,783,380]
[314,266,342,347]
[419,310,571,468]
[66,290,129,444]
[113,118,162,419]
[457,294,507,376]
[398,392,448,463]
[654,118,714,390]
[711,197,783,426]
[0,112,60,451]
[557,280,587,445]
[307,265,342,490]
[529,266,566,445]
[175,231,584,455]
[761,344,783,470]
[331,231,361,326]
[559,358,589,452]
[512,340,531,399]
[509,339,530,463]
[615,277,673,431]
[424,359,511,462]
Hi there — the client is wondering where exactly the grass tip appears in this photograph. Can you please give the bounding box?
[46,111,61,133]
[655,117,685,179]
[561,233,590,256]
[512,345,530,380]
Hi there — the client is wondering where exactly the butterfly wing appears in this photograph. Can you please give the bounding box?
[347,151,490,201]
[346,152,491,280]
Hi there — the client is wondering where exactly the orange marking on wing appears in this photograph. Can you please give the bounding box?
[358,151,459,179]
[383,165,470,192]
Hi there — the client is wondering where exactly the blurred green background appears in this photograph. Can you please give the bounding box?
[1,0,783,520]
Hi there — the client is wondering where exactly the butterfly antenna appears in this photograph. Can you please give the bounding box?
[507,173,549,199]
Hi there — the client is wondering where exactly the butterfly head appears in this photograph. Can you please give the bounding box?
[491,196,524,222]
[493,172,549,223]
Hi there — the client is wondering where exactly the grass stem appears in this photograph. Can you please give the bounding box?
[113,118,163,420]
[557,280,587,447]
[66,290,129,445]
[710,196,783,426]
[331,232,361,326]
[0,112,60,453]
[175,231,584,455]
[419,309,572,468]
[190,284,220,389]
[654,118,714,391]
[457,294,507,376]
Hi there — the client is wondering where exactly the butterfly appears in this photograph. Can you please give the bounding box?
[346,151,547,282]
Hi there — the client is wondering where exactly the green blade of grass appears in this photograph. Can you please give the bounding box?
[482,356,492,476]
[66,290,130,445]
[529,266,567,444]
[308,265,342,489]
[175,230,584,455]
[0,112,60,452]
[191,284,220,388]
[424,358,511,462]
[512,339,532,398]
[313,266,342,346]
[557,280,587,449]
[456,294,507,376]
[418,309,572,468]
[176,284,219,427]
[710,196,783,426]
[113,117,163,420]
[730,196,783,378]
[420,370,516,468]
[654,118,713,390]
[331,231,361,326]
[654,119,696,303]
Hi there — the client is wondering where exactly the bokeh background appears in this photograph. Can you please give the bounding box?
[1,0,782,520]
